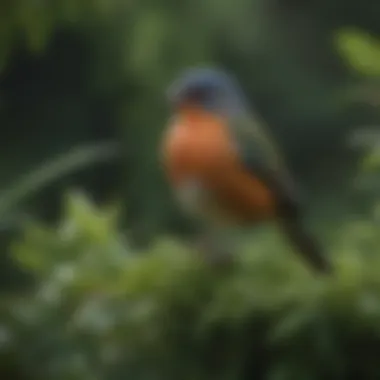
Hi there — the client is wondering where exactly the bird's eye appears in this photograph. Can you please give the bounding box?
[188,82,219,102]
[187,87,209,101]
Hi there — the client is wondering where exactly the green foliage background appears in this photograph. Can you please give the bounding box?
[0,0,379,378]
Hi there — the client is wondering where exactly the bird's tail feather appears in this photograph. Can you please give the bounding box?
[279,216,332,274]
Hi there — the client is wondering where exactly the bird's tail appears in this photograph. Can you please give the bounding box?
[279,216,332,274]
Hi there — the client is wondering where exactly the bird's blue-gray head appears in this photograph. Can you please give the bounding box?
[167,67,247,115]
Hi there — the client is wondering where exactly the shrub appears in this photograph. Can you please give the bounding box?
[1,191,380,380]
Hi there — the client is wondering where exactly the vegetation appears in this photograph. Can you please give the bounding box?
[0,0,379,379]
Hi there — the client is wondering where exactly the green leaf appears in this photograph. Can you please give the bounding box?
[0,141,120,217]
[335,28,380,76]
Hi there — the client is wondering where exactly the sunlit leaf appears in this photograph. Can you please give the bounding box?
[335,28,380,76]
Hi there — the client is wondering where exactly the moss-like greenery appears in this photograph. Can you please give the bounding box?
[0,192,378,380]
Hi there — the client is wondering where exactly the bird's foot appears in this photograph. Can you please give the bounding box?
[192,235,236,269]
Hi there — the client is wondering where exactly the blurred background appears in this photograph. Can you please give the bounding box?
[0,0,380,379]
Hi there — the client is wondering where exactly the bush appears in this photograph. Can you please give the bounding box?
[1,191,380,380]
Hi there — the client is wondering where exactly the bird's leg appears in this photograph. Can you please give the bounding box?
[193,226,237,268]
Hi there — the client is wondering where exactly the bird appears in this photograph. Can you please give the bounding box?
[160,66,332,274]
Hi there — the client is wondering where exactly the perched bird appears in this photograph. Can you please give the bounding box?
[160,67,332,274]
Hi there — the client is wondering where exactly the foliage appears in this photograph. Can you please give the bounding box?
[0,0,123,62]
[335,28,380,76]
[0,1,380,378]
[0,192,380,380]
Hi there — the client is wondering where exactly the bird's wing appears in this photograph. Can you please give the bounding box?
[228,112,300,215]
[228,113,332,274]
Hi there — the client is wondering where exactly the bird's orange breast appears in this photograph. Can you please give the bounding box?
[161,108,277,223]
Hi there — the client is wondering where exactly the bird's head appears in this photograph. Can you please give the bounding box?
[167,67,247,116]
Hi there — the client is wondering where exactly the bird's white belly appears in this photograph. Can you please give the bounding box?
[175,179,208,214]
[174,179,230,224]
